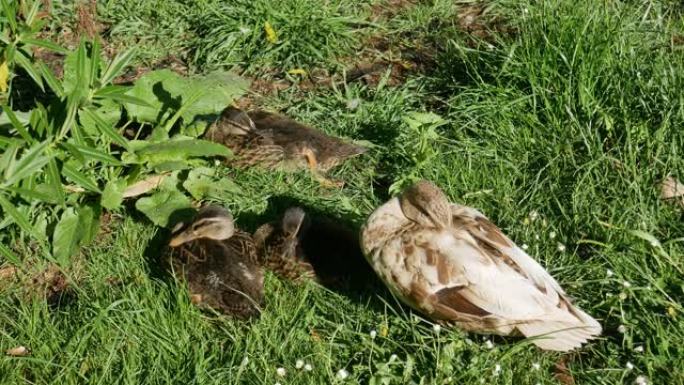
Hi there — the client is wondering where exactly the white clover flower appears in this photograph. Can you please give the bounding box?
[635,375,648,385]
[626,362,634,370]
[619,292,628,300]
[493,364,501,375]
[529,211,539,221]
[557,243,566,252]
[522,244,529,250]
[607,269,614,277]
[241,357,249,366]
[346,98,361,110]
[623,281,632,288]
[276,367,286,377]
[336,368,349,380]
[618,325,627,334]
[370,330,377,339]
[549,231,557,239]
[433,324,441,333]
[239,26,251,34]
[275,383,282,385]
[532,362,541,371]
[484,340,494,349]
[634,345,644,353]
[304,363,313,371]
[389,354,398,362]
[534,234,540,240]
[296,359,304,369]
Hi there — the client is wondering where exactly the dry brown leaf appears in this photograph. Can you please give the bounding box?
[554,356,576,385]
[122,175,167,198]
[5,346,30,357]
[660,176,684,208]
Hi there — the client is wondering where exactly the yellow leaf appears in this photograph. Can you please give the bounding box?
[0,61,9,93]
[264,21,278,44]
[379,324,388,337]
[667,306,676,317]
[287,68,307,76]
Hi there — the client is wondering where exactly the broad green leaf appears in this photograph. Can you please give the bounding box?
[135,189,192,228]
[62,162,101,193]
[101,179,126,210]
[0,193,45,242]
[183,167,240,200]
[133,138,232,164]
[52,207,81,265]
[78,202,101,246]
[125,69,249,124]
[46,158,65,204]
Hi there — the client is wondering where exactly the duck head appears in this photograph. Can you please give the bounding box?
[399,180,452,229]
[169,206,236,247]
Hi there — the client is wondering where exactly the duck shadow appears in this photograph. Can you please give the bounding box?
[236,194,395,314]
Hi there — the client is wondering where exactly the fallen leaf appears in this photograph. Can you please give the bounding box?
[660,176,684,208]
[554,356,575,385]
[0,60,8,92]
[122,175,167,198]
[310,329,321,341]
[264,21,278,44]
[6,346,30,357]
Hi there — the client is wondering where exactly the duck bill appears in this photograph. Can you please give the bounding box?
[169,230,195,247]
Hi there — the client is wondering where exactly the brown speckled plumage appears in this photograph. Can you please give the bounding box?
[255,207,376,289]
[361,180,602,351]
[167,206,264,319]
[205,106,366,175]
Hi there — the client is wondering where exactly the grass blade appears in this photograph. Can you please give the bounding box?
[0,241,21,265]
[22,38,68,54]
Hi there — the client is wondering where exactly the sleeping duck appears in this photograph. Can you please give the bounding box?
[204,106,366,186]
[167,205,264,319]
[360,180,601,351]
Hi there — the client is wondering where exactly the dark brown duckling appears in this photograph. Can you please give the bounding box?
[204,106,366,186]
[254,207,376,289]
[167,205,264,319]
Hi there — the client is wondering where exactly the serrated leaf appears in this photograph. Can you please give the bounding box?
[183,167,240,200]
[135,189,192,228]
[101,179,126,209]
[125,69,249,124]
[52,207,81,264]
[134,138,232,164]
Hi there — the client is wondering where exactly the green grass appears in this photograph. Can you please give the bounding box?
[2,0,684,384]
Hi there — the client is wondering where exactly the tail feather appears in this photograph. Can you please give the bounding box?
[517,308,601,351]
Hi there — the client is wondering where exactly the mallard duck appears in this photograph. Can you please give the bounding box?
[254,206,376,289]
[253,207,317,282]
[204,106,366,185]
[360,180,601,351]
[168,206,264,319]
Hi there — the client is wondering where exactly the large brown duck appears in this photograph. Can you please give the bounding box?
[360,180,601,351]
[167,206,264,319]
